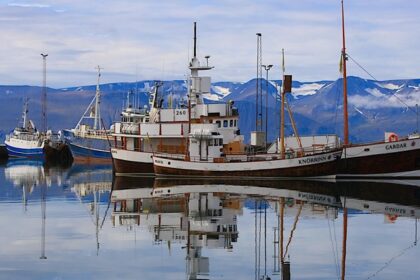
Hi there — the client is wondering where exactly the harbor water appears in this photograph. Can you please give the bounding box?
[0,160,419,279]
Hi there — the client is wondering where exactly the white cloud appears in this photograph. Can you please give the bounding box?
[0,0,419,87]
[8,3,51,8]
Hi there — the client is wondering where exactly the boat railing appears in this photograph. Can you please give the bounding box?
[10,133,40,142]
[75,129,111,139]
[154,144,341,163]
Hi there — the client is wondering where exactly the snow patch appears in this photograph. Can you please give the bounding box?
[375,82,401,90]
[203,93,222,101]
[366,88,386,97]
[409,85,420,90]
[292,83,324,97]
[212,86,231,97]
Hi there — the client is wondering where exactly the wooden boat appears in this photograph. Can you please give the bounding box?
[337,0,420,178]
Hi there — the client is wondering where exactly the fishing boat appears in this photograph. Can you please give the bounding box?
[5,99,70,163]
[63,66,113,164]
[153,70,342,178]
[337,0,420,178]
[111,22,244,175]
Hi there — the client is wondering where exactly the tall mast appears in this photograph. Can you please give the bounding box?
[41,53,48,133]
[280,50,285,158]
[341,0,349,145]
[340,4,349,279]
[94,65,103,130]
[341,199,348,280]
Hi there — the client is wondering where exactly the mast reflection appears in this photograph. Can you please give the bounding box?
[112,177,420,279]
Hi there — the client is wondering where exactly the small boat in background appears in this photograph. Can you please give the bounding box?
[63,66,113,164]
[5,99,71,164]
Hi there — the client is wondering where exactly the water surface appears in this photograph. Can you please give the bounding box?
[0,160,419,279]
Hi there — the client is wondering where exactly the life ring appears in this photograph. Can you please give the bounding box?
[388,133,398,142]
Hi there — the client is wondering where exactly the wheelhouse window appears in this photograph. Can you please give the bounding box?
[223,120,228,127]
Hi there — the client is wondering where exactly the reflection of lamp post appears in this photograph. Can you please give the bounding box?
[40,53,48,133]
[262,64,273,148]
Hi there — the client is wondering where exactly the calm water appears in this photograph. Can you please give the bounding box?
[0,160,419,280]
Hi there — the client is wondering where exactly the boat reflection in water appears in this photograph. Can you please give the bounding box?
[4,159,68,211]
[2,161,419,279]
[112,177,420,280]
[67,163,113,255]
[3,159,70,260]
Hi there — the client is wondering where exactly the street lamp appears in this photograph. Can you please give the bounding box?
[261,64,273,149]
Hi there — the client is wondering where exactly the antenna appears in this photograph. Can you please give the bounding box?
[41,53,48,133]
[193,22,197,58]
[255,33,262,132]
[93,65,103,130]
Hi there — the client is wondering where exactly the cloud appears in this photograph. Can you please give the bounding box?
[0,0,419,87]
[349,91,420,109]
[8,3,51,8]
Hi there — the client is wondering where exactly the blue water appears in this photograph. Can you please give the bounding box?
[0,160,419,279]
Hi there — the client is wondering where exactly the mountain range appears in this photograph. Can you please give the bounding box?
[0,76,419,144]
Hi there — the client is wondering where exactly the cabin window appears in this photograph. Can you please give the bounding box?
[208,140,213,147]
[234,120,237,127]
[223,120,228,127]
[216,120,221,128]
[230,120,233,127]
[219,139,223,146]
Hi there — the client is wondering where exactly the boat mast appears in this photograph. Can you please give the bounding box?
[341,0,349,145]
[93,65,103,130]
[340,2,349,279]
[280,50,285,159]
[22,98,29,129]
[341,198,348,280]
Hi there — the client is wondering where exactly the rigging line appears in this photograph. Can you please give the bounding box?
[283,202,303,259]
[334,78,342,136]
[327,209,341,280]
[346,53,417,114]
[255,200,258,280]
[332,215,340,278]
[365,238,419,280]
[100,180,115,229]
[258,200,262,278]
[264,200,267,277]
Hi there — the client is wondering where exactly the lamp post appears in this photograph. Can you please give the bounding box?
[262,64,273,149]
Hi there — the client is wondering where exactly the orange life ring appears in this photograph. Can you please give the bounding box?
[388,133,398,142]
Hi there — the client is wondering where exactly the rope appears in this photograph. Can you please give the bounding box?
[365,239,418,279]
[258,200,262,278]
[327,209,341,280]
[334,77,343,136]
[346,53,417,115]
[255,200,258,280]
[283,203,303,259]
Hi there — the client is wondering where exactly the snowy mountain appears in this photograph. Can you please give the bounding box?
[0,76,419,144]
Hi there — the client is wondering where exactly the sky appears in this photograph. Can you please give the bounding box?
[0,0,419,88]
